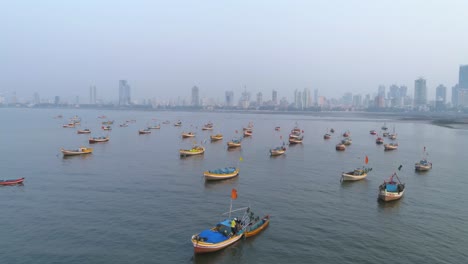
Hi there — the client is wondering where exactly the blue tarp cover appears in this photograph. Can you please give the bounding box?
[386,184,398,192]
[219,219,232,227]
[198,229,228,243]
[209,167,236,174]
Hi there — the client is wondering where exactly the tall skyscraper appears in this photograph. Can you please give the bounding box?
[459,65,468,89]
[452,85,459,106]
[399,86,408,97]
[378,85,386,98]
[225,91,234,107]
[119,80,131,105]
[191,86,199,106]
[314,89,318,106]
[435,85,447,104]
[33,92,40,104]
[302,88,311,108]
[89,86,97,104]
[414,78,427,106]
[272,90,278,105]
[54,96,60,105]
[342,92,353,106]
[352,94,362,107]
[256,92,263,106]
[294,89,302,109]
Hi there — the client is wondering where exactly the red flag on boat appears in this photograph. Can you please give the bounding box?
[365,155,369,164]
[231,188,238,200]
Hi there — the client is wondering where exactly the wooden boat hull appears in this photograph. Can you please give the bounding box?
[210,135,223,141]
[384,144,398,150]
[77,130,91,134]
[182,134,195,138]
[180,147,205,156]
[89,138,109,144]
[379,189,404,201]
[323,135,331,139]
[336,144,346,151]
[191,233,243,254]
[227,142,241,148]
[270,149,285,156]
[61,148,93,156]
[415,164,432,171]
[245,216,270,238]
[341,172,367,181]
[0,177,25,185]
[204,168,239,181]
[202,127,213,130]
[139,130,151,134]
[289,138,302,144]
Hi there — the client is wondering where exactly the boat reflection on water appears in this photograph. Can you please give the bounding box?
[62,153,93,160]
[377,197,403,211]
[340,178,369,189]
[192,240,245,264]
[204,177,239,190]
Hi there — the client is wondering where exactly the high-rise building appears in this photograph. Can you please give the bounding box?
[54,96,60,105]
[435,85,447,104]
[272,90,277,105]
[239,90,250,109]
[89,86,97,104]
[342,92,353,106]
[452,85,459,106]
[414,78,427,106]
[191,86,200,106]
[399,86,408,97]
[352,94,362,108]
[225,91,234,107]
[314,89,318,106]
[388,85,399,99]
[459,65,468,89]
[294,89,302,109]
[378,85,386,98]
[33,92,40,104]
[303,88,311,108]
[256,92,263,106]
[119,80,131,105]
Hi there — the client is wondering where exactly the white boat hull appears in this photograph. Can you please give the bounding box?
[379,189,404,201]
[341,172,367,181]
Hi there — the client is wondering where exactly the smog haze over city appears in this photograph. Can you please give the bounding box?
[1,0,468,105]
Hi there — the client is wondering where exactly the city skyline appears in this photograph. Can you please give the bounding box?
[1,1,468,102]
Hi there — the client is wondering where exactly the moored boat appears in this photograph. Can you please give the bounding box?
[378,172,405,202]
[210,134,223,141]
[243,130,253,137]
[63,123,75,128]
[342,137,352,145]
[0,177,25,186]
[382,122,388,131]
[120,123,129,127]
[102,120,114,125]
[61,147,93,156]
[330,128,335,133]
[343,131,350,137]
[180,145,205,156]
[270,146,286,156]
[288,136,303,144]
[384,143,398,151]
[227,139,242,148]
[275,126,280,131]
[204,167,239,181]
[415,147,432,171]
[77,129,91,134]
[182,132,195,138]
[89,136,110,144]
[148,125,160,129]
[376,137,384,144]
[202,122,214,130]
[370,130,377,135]
[323,133,331,140]
[139,129,151,134]
[102,125,112,131]
[336,143,346,151]
[342,167,372,181]
[174,121,182,127]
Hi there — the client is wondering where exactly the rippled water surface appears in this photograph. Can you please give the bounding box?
[1,108,467,264]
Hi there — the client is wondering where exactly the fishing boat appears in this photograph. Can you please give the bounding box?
[270,146,286,156]
[227,139,242,148]
[102,125,112,131]
[62,123,75,128]
[102,120,114,125]
[191,189,249,254]
[378,172,405,202]
[341,137,352,145]
[382,131,389,137]
[243,130,253,137]
[343,131,350,137]
[275,126,280,131]
[204,167,240,181]
[245,215,270,238]
[174,121,182,127]
[89,136,109,144]
[330,128,335,133]
[202,122,214,130]
[370,130,377,135]
[289,136,303,144]
[138,129,151,134]
[382,123,388,131]
[210,134,223,141]
[148,124,160,129]
[119,123,128,127]
[341,156,372,181]
[415,147,432,171]
[376,137,384,144]
[243,122,254,131]
[162,120,170,124]
[180,145,205,156]
[77,129,91,134]
[388,126,397,140]
[0,177,25,186]
[61,147,93,156]
[336,143,346,151]
[384,143,398,151]
[323,130,331,139]
[182,132,195,138]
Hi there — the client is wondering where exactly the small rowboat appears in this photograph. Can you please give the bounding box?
[63,123,75,128]
[120,123,128,127]
[342,138,352,145]
[202,123,214,130]
[330,128,335,133]
[139,129,151,134]
[415,159,432,171]
[245,215,270,238]
[336,143,346,151]
[182,132,195,138]
[370,130,377,135]
[379,172,405,202]
[227,139,242,148]
[102,125,112,131]
[89,136,109,144]
[289,137,303,144]
[243,130,253,137]
[148,125,160,129]
[382,132,389,137]
[389,134,397,140]
[102,120,114,125]
[210,134,223,141]
[343,131,350,137]
[270,146,286,156]
[341,167,372,181]
[174,121,182,127]
[275,126,280,131]
[323,133,331,140]
[77,129,91,134]
[180,146,205,156]
[0,177,25,186]
[61,147,93,156]
[204,167,239,181]
[384,143,398,151]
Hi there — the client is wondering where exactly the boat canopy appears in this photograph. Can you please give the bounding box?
[386,184,398,192]
[198,229,229,243]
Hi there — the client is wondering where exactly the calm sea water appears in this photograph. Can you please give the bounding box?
[1,108,467,264]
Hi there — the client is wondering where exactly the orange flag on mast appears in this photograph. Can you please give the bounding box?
[365,155,369,164]
[231,188,238,200]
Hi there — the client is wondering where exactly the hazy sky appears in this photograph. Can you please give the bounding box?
[1,0,468,103]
